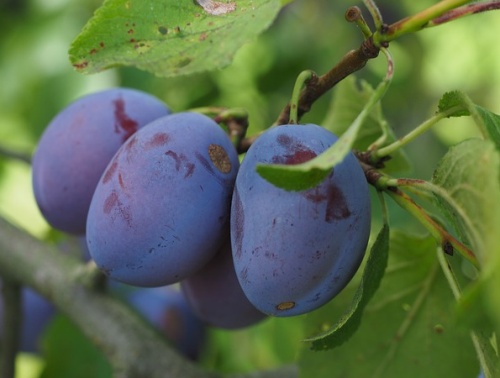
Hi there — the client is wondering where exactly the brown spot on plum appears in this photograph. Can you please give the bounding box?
[90,48,98,55]
[118,173,125,189]
[276,302,295,311]
[100,42,105,48]
[158,26,168,35]
[232,187,244,259]
[104,191,119,214]
[208,144,231,173]
[127,29,134,34]
[113,97,139,141]
[199,32,208,41]
[145,132,170,149]
[102,160,118,184]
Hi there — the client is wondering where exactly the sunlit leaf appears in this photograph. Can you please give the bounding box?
[69,0,282,77]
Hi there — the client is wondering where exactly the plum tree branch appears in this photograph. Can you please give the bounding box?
[274,37,380,126]
[0,216,297,378]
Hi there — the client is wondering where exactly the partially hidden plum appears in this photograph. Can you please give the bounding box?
[86,112,240,287]
[32,88,171,234]
[181,239,267,329]
[124,286,206,360]
[231,124,371,316]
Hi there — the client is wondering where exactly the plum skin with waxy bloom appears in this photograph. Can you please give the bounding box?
[231,124,371,317]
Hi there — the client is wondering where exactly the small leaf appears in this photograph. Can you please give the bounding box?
[437,90,471,117]
[69,0,282,77]
[437,91,500,151]
[305,224,389,350]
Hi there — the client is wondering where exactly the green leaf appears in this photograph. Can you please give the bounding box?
[437,90,472,117]
[40,315,112,378]
[431,138,500,262]
[305,224,389,350]
[298,231,479,378]
[69,0,282,77]
[438,91,500,151]
[256,76,390,191]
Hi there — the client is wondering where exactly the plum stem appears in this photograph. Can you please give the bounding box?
[287,70,317,125]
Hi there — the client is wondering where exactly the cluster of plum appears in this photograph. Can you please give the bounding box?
[31,87,371,335]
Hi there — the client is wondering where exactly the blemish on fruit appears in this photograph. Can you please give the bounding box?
[146,132,170,149]
[113,97,139,141]
[199,32,208,41]
[158,26,168,35]
[276,302,295,311]
[102,160,118,184]
[165,150,195,178]
[208,144,231,173]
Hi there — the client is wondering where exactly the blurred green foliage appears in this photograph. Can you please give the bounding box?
[1,0,500,377]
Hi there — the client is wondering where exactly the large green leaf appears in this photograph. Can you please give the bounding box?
[299,231,479,378]
[69,0,282,77]
[305,224,389,350]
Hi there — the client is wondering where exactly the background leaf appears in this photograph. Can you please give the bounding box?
[298,231,479,378]
[69,0,282,77]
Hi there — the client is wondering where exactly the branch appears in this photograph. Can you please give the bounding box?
[0,217,216,378]
[274,37,380,126]
[0,216,299,378]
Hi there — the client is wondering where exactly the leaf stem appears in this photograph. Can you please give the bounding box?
[345,6,373,39]
[288,70,317,125]
[362,0,384,30]
[376,0,473,44]
[385,187,479,268]
[372,105,463,160]
[423,1,500,28]
[389,178,484,260]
